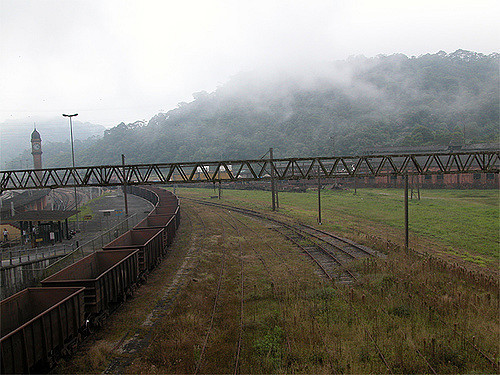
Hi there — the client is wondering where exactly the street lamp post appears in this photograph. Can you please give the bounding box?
[63,113,79,232]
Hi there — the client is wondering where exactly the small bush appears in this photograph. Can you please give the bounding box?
[388,305,412,318]
[254,325,285,369]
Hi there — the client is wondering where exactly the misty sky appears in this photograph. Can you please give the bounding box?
[1,0,498,128]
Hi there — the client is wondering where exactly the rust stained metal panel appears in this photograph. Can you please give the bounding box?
[134,215,168,251]
[103,228,163,272]
[2,151,498,192]
[154,204,178,215]
[135,214,177,247]
[40,250,139,315]
[135,214,174,228]
[1,287,85,374]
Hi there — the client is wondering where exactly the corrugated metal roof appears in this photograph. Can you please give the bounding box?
[0,189,50,211]
[2,210,78,222]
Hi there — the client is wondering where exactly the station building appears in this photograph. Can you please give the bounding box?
[0,129,78,247]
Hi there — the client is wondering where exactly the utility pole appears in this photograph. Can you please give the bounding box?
[63,113,79,232]
[270,148,276,211]
[218,155,222,199]
[404,174,409,251]
[410,175,414,200]
[275,180,279,209]
[122,154,129,216]
[318,164,322,225]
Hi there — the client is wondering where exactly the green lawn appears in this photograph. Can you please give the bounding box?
[174,187,499,268]
[68,192,111,222]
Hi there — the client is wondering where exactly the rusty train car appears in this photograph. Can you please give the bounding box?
[0,186,180,374]
[103,228,164,273]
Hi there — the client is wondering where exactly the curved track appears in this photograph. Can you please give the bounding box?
[183,197,379,283]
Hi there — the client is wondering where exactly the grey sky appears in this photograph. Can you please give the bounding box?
[1,0,498,127]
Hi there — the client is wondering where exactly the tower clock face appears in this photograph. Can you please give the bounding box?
[33,143,41,150]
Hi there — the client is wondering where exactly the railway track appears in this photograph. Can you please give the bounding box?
[50,190,70,210]
[183,197,378,283]
[218,206,391,373]
[220,210,293,373]
[2,186,181,375]
[297,223,377,258]
[220,212,245,375]
[183,198,500,372]
[99,195,498,373]
[194,211,232,374]
[277,226,358,282]
[104,210,200,374]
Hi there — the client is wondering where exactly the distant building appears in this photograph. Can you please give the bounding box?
[0,189,51,220]
[350,143,500,189]
[0,129,79,247]
[30,128,46,210]
[362,143,499,156]
[1,129,49,218]
[31,128,43,171]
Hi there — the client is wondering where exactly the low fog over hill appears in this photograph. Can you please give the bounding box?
[5,50,499,168]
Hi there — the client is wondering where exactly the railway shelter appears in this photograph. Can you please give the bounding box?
[2,210,78,247]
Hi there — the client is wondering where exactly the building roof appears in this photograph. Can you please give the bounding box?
[2,210,78,223]
[31,128,41,141]
[0,189,51,212]
[362,143,499,155]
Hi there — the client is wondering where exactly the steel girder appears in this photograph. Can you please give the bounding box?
[1,151,498,192]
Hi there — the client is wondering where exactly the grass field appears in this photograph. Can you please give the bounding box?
[173,187,499,271]
[55,187,499,374]
[59,199,499,374]
[68,192,111,222]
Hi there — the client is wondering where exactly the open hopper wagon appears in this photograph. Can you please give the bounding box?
[135,214,177,248]
[41,250,139,317]
[1,287,85,374]
[103,228,163,272]
[154,205,181,228]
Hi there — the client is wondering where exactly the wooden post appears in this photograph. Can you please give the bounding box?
[122,154,129,216]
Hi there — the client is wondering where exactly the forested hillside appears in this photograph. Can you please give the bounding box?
[10,50,499,168]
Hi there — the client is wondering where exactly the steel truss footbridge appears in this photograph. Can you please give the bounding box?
[1,150,499,192]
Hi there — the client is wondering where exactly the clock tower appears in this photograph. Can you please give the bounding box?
[31,128,42,171]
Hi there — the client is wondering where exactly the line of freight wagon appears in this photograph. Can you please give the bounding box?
[0,186,180,374]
